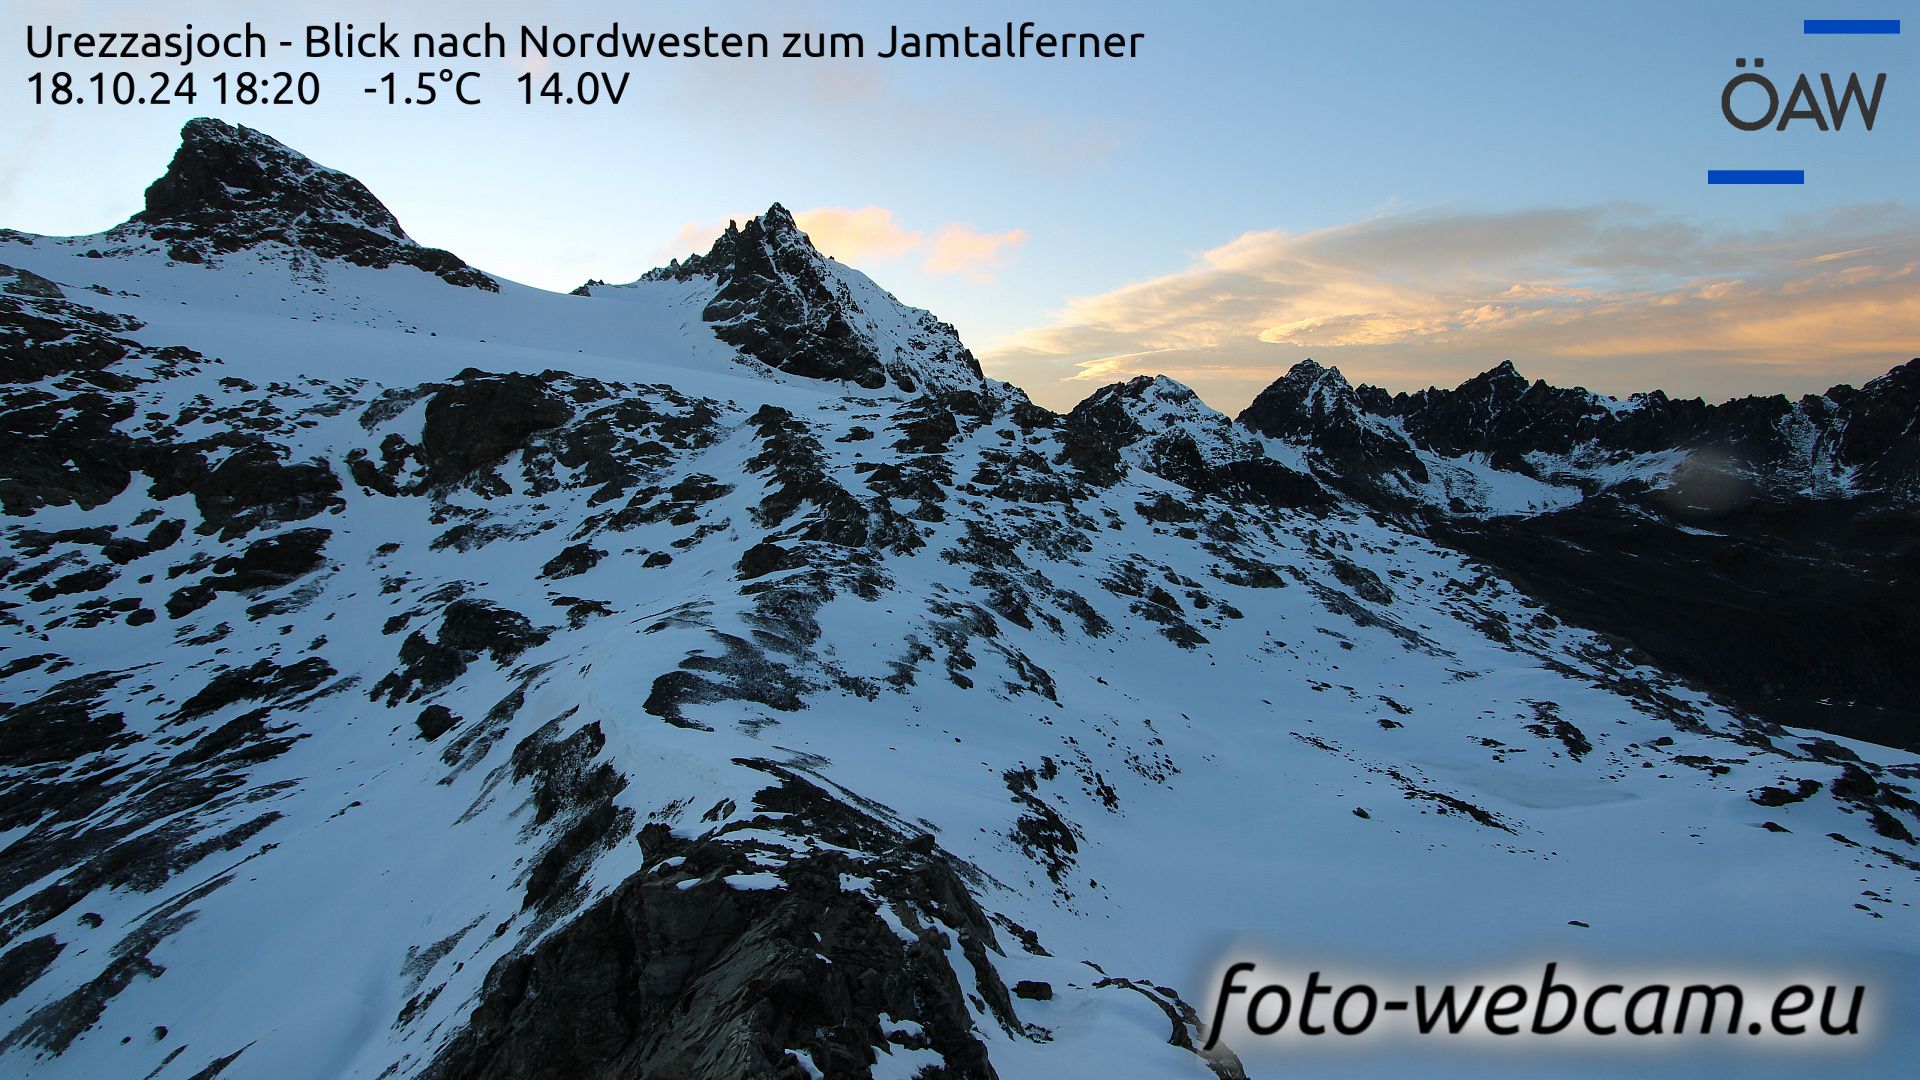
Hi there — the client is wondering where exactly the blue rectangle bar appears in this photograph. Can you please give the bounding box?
[1708,170,1806,184]
[1803,19,1900,34]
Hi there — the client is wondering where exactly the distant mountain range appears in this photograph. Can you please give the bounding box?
[1,119,1915,1080]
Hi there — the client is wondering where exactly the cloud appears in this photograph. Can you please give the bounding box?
[923,224,1030,280]
[792,207,922,263]
[657,207,1026,281]
[982,204,1920,412]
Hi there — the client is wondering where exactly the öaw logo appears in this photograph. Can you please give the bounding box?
[1709,17,1899,185]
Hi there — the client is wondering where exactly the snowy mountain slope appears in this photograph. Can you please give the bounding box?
[1,121,1918,1080]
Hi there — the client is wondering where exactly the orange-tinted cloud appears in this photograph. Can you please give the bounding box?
[792,207,922,263]
[923,224,1030,280]
[983,204,1920,412]
[658,207,1026,281]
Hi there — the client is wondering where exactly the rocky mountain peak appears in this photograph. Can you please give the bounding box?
[1242,359,1366,434]
[754,201,808,245]
[1832,357,1920,486]
[1082,373,1207,413]
[1274,357,1350,395]
[1067,375,1201,448]
[1384,360,1606,466]
[121,118,495,290]
[1416,359,1535,412]
[138,118,405,238]
[1238,360,1428,489]
[1081,376,1262,460]
[641,202,815,287]
[1062,374,1326,508]
[632,205,985,395]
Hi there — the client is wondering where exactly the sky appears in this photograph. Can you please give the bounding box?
[5,0,1916,412]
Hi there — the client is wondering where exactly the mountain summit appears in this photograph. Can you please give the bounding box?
[588,203,986,394]
[121,118,495,289]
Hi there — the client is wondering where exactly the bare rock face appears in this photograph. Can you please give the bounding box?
[1238,359,1429,491]
[193,444,343,540]
[127,119,497,290]
[418,372,575,485]
[1066,375,1329,509]
[427,765,1016,1080]
[699,207,893,390]
[637,204,986,394]
[373,599,550,704]
[1833,358,1920,489]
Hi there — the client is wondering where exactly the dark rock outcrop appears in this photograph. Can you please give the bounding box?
[1239,360,1428,490]
[1067,375,1329,509]
[166,526,330,617]
[1833,358,1920,489]
[638,205,984,393]
[0,673,130,768]
[193,444,343,540]
[419,372,573,486]
[426,766,1019,1080]
[373,599,550,704]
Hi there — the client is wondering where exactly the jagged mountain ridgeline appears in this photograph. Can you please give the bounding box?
[1238,357,1920,749]
[1,120,1917,1079]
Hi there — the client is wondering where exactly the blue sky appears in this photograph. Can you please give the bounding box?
[5,0,1915,409]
